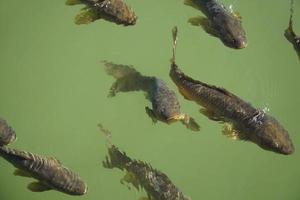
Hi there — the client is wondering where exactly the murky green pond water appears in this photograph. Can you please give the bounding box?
[1,0,300,199]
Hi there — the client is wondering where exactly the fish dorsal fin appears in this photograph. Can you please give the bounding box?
[27,181,52,192]
[204,84,233,97]
[48,157,62,165]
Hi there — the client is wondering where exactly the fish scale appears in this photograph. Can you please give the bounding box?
[0,146,87,195]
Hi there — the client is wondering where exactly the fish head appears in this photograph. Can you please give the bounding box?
[151,80,182,123]
[251,115,294,155]
[214,13,247,49]
[109,0,137,26]
[69,181,88,195]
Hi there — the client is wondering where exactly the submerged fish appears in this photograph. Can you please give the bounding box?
[103,61,200,132]
[169,27,294,155]
[99,124,191,200]
[0,146,87,195]
[184,0,247,49]
[0,118,16,146]
[284,0,300,60]
[66,0,137,26]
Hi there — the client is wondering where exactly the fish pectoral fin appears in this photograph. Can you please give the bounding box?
[120,171,140,191]
[184,0,201,10]
[27,181,52,192]
[139,197,150,200]
[102,155,113,169]
[233,11,242,21]
[188,16,219,38]
[65,0,82,5]
[199,108,223,122]
[74,7,99,25]
[179,114,200,132]
[145,107,158,124]
[222,123,248,141]
[14,169,32,178]
[47,157,62,164]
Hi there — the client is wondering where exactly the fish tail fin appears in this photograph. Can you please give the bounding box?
[65,0,83,5]
[98,124,132,170]
[289,0,294,28]
[171,26,178,64]
[98,123,113,147]
[102,61,147,97]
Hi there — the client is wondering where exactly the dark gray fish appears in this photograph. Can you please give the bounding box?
[0,118,16,146]
[169,27,294,155]
[99,124,191,200]
[103,61,200,132]
[285,0,300,60]
[185,0,247,49]
[0,146,87,195]
[66,0,137,26]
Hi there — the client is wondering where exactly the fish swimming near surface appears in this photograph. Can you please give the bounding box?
[184,0,247,49]
[103,61,200,132]
[66,0,137,26]
[169,26,294,155]
[284,0,300,60]
[99,124,191,200]
[0,146,87,195]
[0,118,17,146]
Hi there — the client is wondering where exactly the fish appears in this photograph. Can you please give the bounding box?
[65,0,137,26]
[169,26,294,155]
[103,61,200,132]
[0,146,87,195]
[0,118,17,146]
[184,0,247,49]
[284,0,300,60]
[99,124,191,200]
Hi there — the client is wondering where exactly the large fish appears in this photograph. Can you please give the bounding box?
[99,124,191,200]
[104,61,200,132]
[185,0,247,49]
[169,26,294,155]
[0,146,87,195]
[66,0,137,26]
[284,0,300,60]
[0,118,16,146]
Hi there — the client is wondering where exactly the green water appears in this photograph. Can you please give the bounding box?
[0,0,300,199]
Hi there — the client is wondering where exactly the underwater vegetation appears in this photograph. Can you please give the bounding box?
[0,120,87,195]
[184,0,247,49]
[99,124,191,200]
[285,0,300,60]
[103,61,200,132]
[169,27,294,155]
[0,118,16,146]
[66,0,137,26]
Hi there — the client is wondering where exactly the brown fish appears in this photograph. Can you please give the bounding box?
[185,0,247,49]
[285,0,300,60]
[66,0,137,26]
[99,124,191,200]
[0,118,16,146]
[0,146,87,195]
[169,26,294,155]
[103,61,200,132]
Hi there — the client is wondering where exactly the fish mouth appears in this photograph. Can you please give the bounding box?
[234,40,247,49]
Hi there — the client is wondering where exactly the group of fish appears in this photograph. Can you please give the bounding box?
[1,0,297,199]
